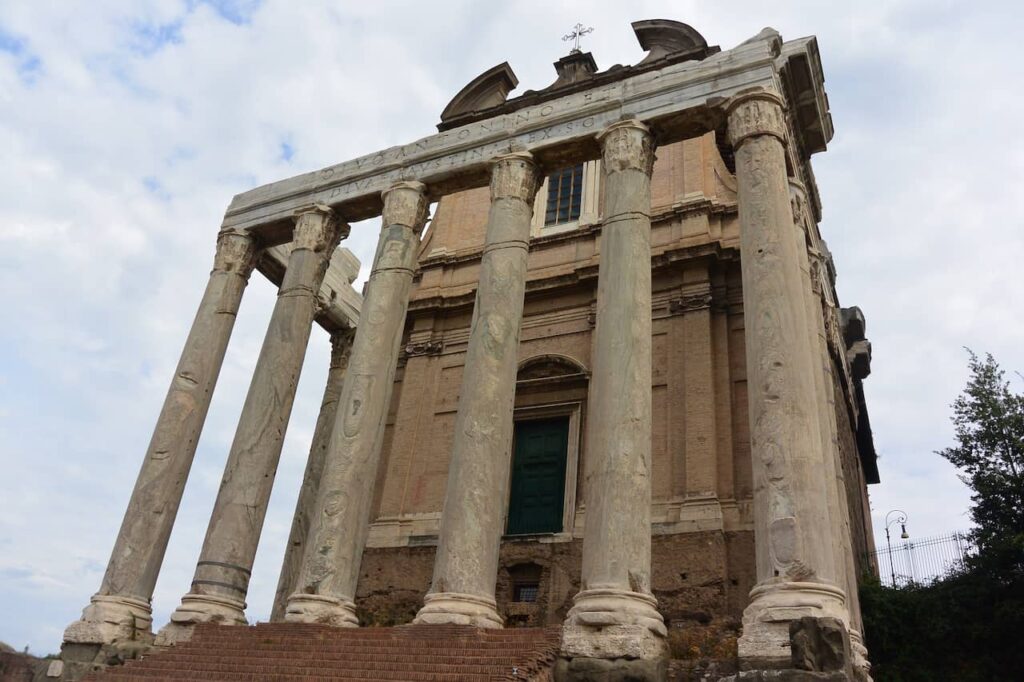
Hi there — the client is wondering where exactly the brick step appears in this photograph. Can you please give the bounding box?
[84,623,561,681]
[130,657,512,673]
[146,652,527,666]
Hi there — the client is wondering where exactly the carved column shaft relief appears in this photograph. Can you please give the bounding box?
[285,182,429,627]
[157,205,346,644]
[564,120,667,651]
[415,153,541,628]
[65,230,260,647]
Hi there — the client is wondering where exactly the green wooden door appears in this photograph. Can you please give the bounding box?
[507,417,569,535]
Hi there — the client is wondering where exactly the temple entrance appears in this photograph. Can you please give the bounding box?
[507,417,570,535]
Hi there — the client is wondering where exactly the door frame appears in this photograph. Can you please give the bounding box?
[506,401,582,539]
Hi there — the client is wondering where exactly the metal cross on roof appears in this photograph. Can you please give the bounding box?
[562,22,594,53]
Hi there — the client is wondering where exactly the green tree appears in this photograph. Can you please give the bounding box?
[937,350,1024,579]
[861,351,1024,681]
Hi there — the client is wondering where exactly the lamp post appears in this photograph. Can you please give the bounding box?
[884,509,910,586]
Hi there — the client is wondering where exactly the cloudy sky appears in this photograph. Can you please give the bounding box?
[1,0,1021,655]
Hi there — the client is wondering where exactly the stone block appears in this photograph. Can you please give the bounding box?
[556,655,668,682]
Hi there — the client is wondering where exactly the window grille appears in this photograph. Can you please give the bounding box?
[544,163,584,226]
[513,584,539,603]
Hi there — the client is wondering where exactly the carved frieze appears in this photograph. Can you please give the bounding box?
[404,340,444,357]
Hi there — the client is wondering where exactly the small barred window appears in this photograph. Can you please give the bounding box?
[544,163,584,226]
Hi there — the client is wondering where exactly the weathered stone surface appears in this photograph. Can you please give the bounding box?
[158,206,345,644]
[789,617,851,674]
[556,654,668,682]
[415,152,541,627]
[260,245,362,333]
[62,230,259,650]
[285,182,429,626]
[564,120,666,656]
[727,91,846,664]
[270,329,355,622]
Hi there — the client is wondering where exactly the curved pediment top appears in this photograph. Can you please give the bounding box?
[632,19,719,65]
[517,354,589,381]
[440,62,519,125]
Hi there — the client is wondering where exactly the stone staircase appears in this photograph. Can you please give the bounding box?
[83,623,562,681]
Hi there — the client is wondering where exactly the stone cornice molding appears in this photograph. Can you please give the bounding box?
[220,30,830,239]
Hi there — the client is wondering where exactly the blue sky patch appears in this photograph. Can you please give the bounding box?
[188,0,263,26]
[279,141,295,162]
[0,25,43,84]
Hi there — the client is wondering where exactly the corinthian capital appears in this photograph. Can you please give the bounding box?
[381,181,430,234]
[213,229,259,278]
[489,151,541,203]
[293,204,348,253]
[726,89,787,150]
[597,119,655,176]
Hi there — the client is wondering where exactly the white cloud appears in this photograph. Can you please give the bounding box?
[0,0,1019,654]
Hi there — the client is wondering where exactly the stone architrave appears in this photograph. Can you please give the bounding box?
[414,152,541,628]
[285,182,429,626]
[62,230,259,650]
[727,91,846,664]
[270,328,355,622]
[562,120,667,661]
[158,205,346,644]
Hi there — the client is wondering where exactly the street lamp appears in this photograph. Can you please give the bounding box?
[884,510,910,586]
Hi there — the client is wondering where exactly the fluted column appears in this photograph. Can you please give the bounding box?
[270,328,355,622]
[563,120,666,661]
[414,152,541,628]
[158,205,345,644]
[727,91,846,664]
[62,230,258,649]
[285,181,429,626]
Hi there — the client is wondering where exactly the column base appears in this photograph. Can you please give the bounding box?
[848,630,873,682]
[560,605,668,682]
[155,592,247,646]
[413,591,503,628]
[284,593,359,627]
[737,580,847,669]
[565,588,667,637]
[62,594,154,647]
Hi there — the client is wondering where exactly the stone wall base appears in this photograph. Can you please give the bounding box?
[56,640,149,681]
[556,655,668,682]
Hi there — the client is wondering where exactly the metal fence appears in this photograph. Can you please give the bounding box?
[869,531,975,587]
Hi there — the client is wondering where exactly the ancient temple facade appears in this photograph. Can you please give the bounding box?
[58,20,879,682]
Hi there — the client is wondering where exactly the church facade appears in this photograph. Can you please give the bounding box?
[59,20,879,682]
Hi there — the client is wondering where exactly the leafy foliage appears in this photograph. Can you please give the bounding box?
[861,351,1024,680]
[937,350,1024,579]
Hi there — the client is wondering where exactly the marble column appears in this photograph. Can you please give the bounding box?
[158,205,345,644]
[62,230,259,650]
[727,91,846,664]
[285,181,429,626]
[790,181,871,676]
[414,152,540,628]
[270,328,355,622]
[563,120,667,661]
